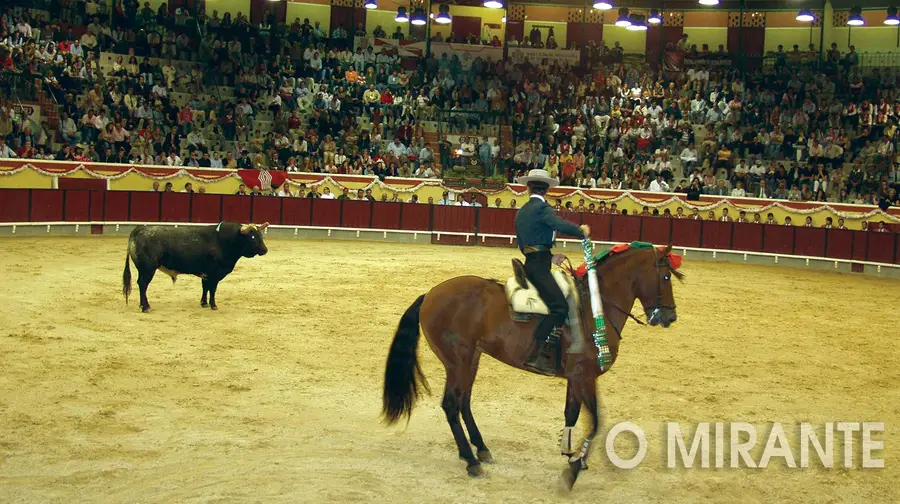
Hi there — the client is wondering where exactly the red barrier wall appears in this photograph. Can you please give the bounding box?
[341,200,371,229]
[311,199,341,227]
[222,195,251,223]
[160,192,191,222]
[0,189,30,222]
[672,219,701,247]
[763,225,795,255]
[31,189,63,222]
[4,189,900,265]
[252,196,283,225]
[826,229,853,260]
[433,206,475,233]
[611,215,641,242]
[371,202,401,229]
[282,198,312,226]
[641,217,672,245]
[64,190,91,222]
[794,227,827,257]
[191,194,222,223]
[733,224,763,252]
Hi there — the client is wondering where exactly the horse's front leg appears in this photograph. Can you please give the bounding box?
[561,379,599,492]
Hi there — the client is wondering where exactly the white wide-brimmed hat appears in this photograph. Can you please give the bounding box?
[518,169,559,188]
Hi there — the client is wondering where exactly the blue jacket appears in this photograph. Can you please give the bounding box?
[514,196,584,253]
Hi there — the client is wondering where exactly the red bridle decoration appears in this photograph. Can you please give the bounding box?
[572,244,682,278]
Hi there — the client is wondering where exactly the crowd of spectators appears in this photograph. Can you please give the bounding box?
[1,4,900,210]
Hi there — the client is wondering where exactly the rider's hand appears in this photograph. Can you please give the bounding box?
[580,224,591,238]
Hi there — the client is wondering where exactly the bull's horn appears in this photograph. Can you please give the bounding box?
[240,224,255,234]
[258,222,270,230]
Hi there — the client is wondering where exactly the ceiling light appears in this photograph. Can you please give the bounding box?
[411,7,427,25]
[364,0,377,9]
[593,0,613,10]
[435,4,451,24]
[847,6,865,26]
[483,0,504,8]
[395,6,409,23]
[627,14,647,31]
[885,7,899,25]
[615,8,631,27]
[795,9,814,22]
[648,10,662,24]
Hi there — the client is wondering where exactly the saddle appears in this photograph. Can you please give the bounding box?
[504,260,573,318]
[504,259,587,374]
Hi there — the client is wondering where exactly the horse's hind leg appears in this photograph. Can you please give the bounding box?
[560,380,582,457]
[460,351,492,464]
[442,373,483,477]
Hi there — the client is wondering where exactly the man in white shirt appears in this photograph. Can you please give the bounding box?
[165,151,183,166]
[320,187,336,199]
[731,181,746,197]
[679,146,698,176]
[648,175,670,192]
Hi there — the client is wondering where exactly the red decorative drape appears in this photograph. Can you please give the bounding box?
[727,26,765,70]
[646,26,683,70]
[505,20,524,43]
[451,15,482,40]
[566,22,602,50]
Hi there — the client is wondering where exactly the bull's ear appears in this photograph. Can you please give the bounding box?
[240,224,254,234]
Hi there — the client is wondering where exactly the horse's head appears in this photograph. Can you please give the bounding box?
[636,243,682,328]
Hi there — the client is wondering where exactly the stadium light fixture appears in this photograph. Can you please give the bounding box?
[435,4,452,24]
[885,7,899,25]
[795,9,815,22]
[615,8,632,27]
[847,6,865,26]
[411,7,427,26]
[627,14,648,31]
[395,7,409,23]
[593,0,613,10]
[648,10,662,24]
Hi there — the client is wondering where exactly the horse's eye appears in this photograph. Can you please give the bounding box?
[664,274,671,281]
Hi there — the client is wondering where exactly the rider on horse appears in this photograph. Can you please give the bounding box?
[514,169,591,375]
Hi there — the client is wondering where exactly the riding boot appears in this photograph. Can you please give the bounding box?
[524,326,562,376]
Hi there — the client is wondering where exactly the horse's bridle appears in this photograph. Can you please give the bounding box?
[563,247,676,331]
[646,248,678,326]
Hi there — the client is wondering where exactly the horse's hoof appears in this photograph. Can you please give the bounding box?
[466,463,485,478]
[559,459,582,492]
[477,449,494,464]
[210,305,218,311]
[201,302,208,308]
[141,306,151,313]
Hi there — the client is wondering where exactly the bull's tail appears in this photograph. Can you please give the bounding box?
[123,248,132,304]
[382,294,429,425]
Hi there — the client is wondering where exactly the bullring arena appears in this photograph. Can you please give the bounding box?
[1,233,899,502]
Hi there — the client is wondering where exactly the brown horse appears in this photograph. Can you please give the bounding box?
[382,242,682,490]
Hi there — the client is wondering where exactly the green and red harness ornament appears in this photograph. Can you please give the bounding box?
[581,237,613,372]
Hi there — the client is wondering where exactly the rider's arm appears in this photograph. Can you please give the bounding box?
[539,204,585,238]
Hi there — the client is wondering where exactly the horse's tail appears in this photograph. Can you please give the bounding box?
[122,247,132,304]
[382,294,430,424]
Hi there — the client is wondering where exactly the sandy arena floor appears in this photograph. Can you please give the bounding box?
[0,236,898,503]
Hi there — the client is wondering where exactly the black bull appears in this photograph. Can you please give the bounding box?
[122,221,269,312]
